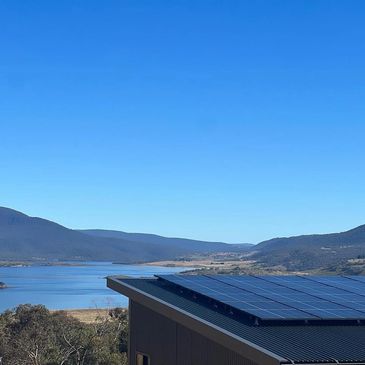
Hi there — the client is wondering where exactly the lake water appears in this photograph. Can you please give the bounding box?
[0,262,188,312]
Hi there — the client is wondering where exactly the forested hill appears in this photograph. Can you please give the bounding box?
[0,207,249,262]
[80,229,252,253]
[254,224,365,269]
[2,206,364,270]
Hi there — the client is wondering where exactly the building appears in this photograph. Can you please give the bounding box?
[107,274,365,365]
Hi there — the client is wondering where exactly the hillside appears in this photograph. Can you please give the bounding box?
[80,229,252,252]
[0,207,246,262]
[254,225,365,270]
[0,207,168,262]
[2,206,365,270]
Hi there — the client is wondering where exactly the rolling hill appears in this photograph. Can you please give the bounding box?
[2,206,365,270]
[80,229,251,253]
[254,225,365,270]
[0,207,249,262]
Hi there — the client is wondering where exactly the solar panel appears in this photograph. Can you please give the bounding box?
[208,275,365,319]
[348,275,365,284]
[157,275,316,320]
[156,274,365,323]
[256,276,365,317]
[307,276,365,296]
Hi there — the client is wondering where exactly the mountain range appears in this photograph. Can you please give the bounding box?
[0,207,250,262]
[1,206,365,269]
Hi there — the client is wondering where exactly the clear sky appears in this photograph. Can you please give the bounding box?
[1,1,365,243]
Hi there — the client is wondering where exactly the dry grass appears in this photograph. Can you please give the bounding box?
[146,259,255,269]
[56,308,111,324]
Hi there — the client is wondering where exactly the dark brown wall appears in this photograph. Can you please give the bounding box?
[129,300,260,365]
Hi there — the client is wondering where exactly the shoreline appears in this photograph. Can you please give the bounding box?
[0,259,193,268]
[143,260,198,268]
[0,261,92,268]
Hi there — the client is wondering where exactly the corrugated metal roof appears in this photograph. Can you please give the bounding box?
[118,278,365,364]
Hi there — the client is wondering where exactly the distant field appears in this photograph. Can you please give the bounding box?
[54,308,112,323]
[147,259,254,269]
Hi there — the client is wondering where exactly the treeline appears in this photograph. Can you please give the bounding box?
[0,305,128,365]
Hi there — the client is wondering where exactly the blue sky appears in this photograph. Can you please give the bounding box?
[1,1,365,243]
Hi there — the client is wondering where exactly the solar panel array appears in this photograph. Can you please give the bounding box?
[156,274,365,322]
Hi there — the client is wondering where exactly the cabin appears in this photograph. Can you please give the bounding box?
[107,274,365,365]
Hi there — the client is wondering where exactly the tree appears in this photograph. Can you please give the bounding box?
[0,305,128,365]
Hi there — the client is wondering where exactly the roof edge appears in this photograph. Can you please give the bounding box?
[107,276,286,365]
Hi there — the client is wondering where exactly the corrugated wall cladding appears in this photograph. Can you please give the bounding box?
[130,300,176,365]
[177,325,191,365]
[130,300,259,365]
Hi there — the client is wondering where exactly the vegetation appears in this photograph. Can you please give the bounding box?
[254,224,365,270]
[4,206,365,271]
[0,305,128,365]
[319,259,365,276]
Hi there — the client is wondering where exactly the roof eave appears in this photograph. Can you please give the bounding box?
[107,276,286,365]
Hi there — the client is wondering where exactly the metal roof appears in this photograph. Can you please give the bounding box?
[108,276,365,364]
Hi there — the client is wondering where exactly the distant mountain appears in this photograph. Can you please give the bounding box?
[80,229,252,253]
[254,225,365,270]
[0,207,249,262]
[4,205,364,270]
[0,207,164,262]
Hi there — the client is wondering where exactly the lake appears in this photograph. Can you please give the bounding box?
[0,262,188,312]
